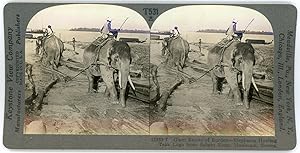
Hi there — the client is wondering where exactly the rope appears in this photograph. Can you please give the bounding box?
[65,65,90,82]
[65,62,117,83]
[189,64,219,83]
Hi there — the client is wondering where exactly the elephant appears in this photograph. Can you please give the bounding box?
[40,35,64,70]
[207,39,259,109]
[161,37,169,56]
[35,36,44,55]
[164,36,190,71]
[83,38,135,107]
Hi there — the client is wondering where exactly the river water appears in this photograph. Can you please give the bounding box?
[155,31,274,44]
[44,30,273,45]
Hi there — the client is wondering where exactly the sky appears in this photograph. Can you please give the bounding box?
[27,4,150,31]
[27,4,273,32]
[151,5,273,32]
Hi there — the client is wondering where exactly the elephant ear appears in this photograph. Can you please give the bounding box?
[130,51,139,64]
[233,55,243,71]
[110,52,120,68]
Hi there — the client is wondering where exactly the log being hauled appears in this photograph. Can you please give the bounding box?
[33,77,59,111]
[25,63,37,110]
[119,37,147,43]
[188,59,273,105]
[157,78,184,112]
[25,63,60,112]
[251,83,273,105]
[245,39,273,45]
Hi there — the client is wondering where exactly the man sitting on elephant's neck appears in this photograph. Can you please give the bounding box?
[40,25,54,46]
[101,17,120,39]
[170,26,180,38]
[161,26,181,55]
[93,17,120,47]
[225,19,244,41]
[45,25,54,37]
[218,19,244,48]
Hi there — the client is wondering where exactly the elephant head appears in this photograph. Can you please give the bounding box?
[109,41,135,107]
[223,43,259,108]
[208,41,259,109]
[83,40,135,107]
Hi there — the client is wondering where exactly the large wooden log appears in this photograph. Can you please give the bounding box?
[157,78,184,112]
[25,63,60,112]
[190,59,274,105]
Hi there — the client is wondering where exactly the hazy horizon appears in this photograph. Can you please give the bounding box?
[27,4,150,31]
[27,27,272,33]
[27,4,273,33]
[151,5,273,33]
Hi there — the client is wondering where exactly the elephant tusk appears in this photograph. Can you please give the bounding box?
[119,70,122,89]
[128,75,135,90]
[242,72,245,90]
[252,77,259,92]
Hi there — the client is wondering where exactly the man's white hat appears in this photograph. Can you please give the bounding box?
[232,19,238,23]
[107,17,112,22]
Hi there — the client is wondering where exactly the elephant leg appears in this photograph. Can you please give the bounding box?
[210,72,218,94]
[51,61,58,70]
[54,52,61,67]
[43,55,50,67]
[161,47,166,56]
[47,57,57,70]
[92,76,100,92]
[104,86,110,97]
[243,73,252,109]
[39,49,45,62]
[224,67,242,106]
[100,65,118,104]
[216,77,224,94]
[86,71,94,93]
[228,88,234,99]
[176,62,183,71]
[35,47,40,55]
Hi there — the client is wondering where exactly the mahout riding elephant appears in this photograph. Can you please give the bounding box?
[40,35,64,70]
[207,39,259,109]
[165,36,190,71]
[83,38,135,107]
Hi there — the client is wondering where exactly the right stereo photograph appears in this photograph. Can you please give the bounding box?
[149,5,274,136]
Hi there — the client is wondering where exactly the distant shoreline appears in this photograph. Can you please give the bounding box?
[69,28,273,35]
[196,30,273,35]
[26,28,273,36]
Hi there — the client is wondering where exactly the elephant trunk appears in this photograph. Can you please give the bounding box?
[241,60,254,109]
[242,72,246,90]
[119,59,130,107]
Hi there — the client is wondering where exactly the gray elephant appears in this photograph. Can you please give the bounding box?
[35,36,44,55]
[207,39,259,109]
[165,36,190,71]
[83,39,135,107]
[41,35,64,70]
